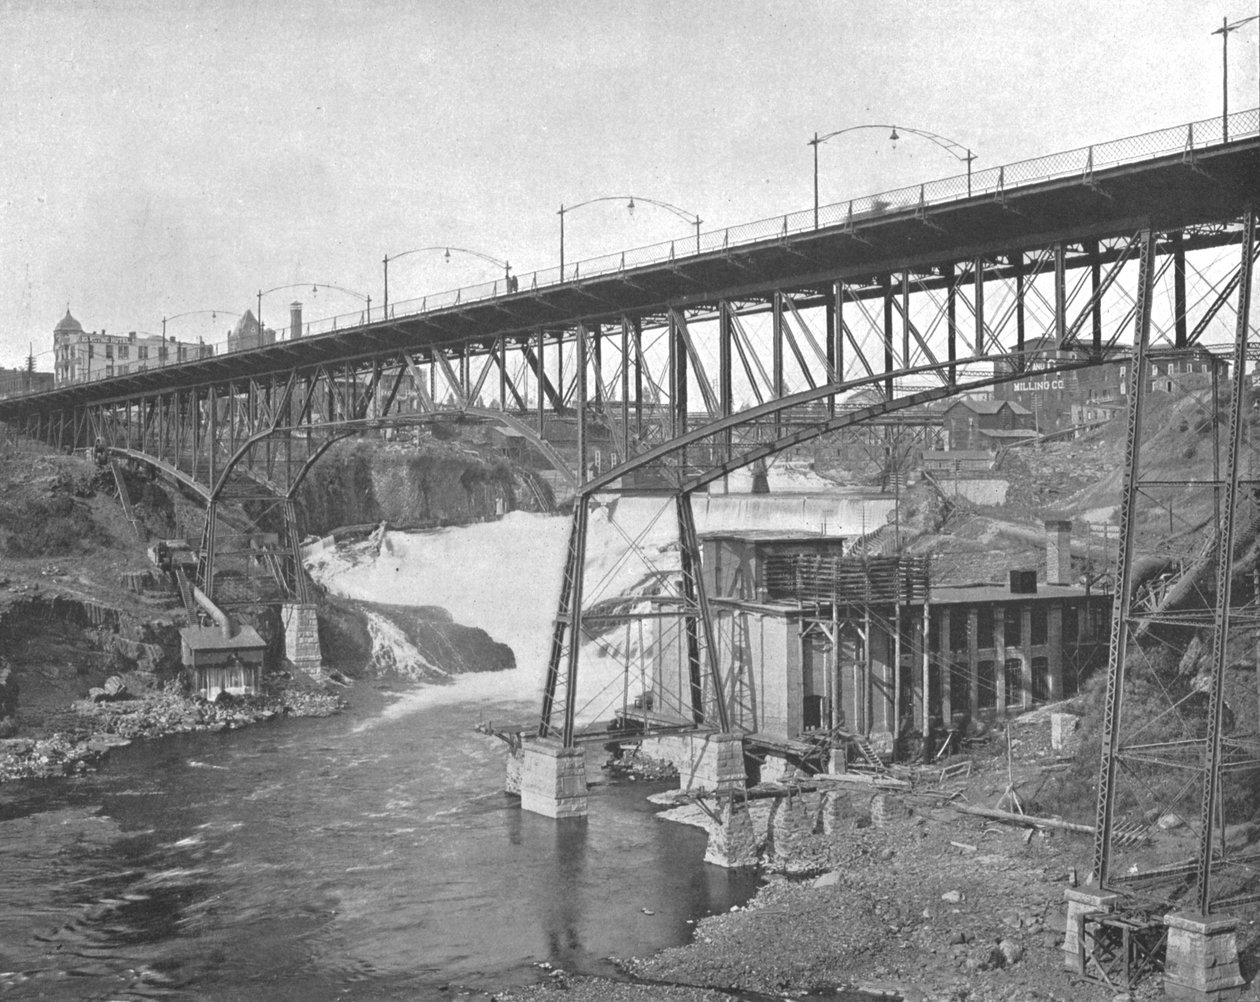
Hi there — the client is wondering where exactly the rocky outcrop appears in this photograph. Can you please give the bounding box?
[296,439,516,535]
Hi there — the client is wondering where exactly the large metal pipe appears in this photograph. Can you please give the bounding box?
[192,584,237,639]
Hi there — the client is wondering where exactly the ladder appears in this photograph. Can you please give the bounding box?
[109,460,145,541]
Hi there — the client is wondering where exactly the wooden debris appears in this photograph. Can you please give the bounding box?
[815,771,911,791]
[949,802,1094,834]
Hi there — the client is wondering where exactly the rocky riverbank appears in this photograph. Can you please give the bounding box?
[0,673,343,782]
[494,771,1259,1002]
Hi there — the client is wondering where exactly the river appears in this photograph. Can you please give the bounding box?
[0,679,758,1000]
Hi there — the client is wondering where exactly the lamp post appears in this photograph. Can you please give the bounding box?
[382,246,512,317]
[557,195,701,280]
[808,124,977,228]
[1212,12,1259,141]
[256,283,371,339]
[161,309,235,339]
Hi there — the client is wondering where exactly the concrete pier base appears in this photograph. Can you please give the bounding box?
[281,603,323,678]
[1162,912,1244,1001]
[678,733,747,793]
[1062,887,1118,973]
[519,739,588,819]
[704,797,758,868]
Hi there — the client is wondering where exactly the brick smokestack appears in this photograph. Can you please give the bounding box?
[290,301,303,340]
[1045,519,1072,586]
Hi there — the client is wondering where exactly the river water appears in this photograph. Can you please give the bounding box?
[3,497,883,1002]
[0,680,758,1000]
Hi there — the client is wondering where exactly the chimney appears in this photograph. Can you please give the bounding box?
[290,301,303,340]
[1045,519,1072,586]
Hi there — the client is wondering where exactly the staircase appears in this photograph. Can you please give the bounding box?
[846,732,892,777]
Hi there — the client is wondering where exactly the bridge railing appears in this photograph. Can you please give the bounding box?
[23,107,1260,394]
[376,107,1259,319]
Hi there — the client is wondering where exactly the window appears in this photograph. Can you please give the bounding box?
[978,660,997,711]
[948,611,968,652]
[1004,658,1023,706]
[138,346,148,360]
[1032,657,1050,702]
[1063,605,1079,641]
[1004,606,1021,646]
[949,662,970,718]
[1031,607,1047,645]
[117,346,128,360]
[977,606,994,647]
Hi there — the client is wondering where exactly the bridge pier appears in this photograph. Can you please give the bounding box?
[282,602,324,678]
[1061,887,1117,973]
[519,738,588,820]
[1162,912,1244,1001]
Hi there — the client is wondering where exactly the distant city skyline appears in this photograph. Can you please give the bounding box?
[2,0,1257,369]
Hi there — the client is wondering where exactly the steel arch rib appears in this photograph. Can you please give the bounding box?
[107,447,212,504]
[578,353,1112,497]
[214,407,580,500]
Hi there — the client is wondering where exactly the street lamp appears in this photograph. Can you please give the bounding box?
[808,124,977,228]
[256,283,371,338]
[161,308,235,339]
[1212,12,1259,141]
[557,195,702,280]
[381,246,512,317]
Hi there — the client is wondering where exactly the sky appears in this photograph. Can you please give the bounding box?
[1,0,1257,370]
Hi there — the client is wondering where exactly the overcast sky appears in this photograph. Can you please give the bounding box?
[1,0,1256,369]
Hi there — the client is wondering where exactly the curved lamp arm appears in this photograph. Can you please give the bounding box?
[257,282,372,334]
[808,123,978,227]
[558,194,701,227]
[382,247,513,315]
[557,194,702,277]
[810,123,976,167]
[160,309,237,338]
[260,281,368,302]
[384,246,510,271]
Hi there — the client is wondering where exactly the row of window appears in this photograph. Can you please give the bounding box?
[930,603,1104,651]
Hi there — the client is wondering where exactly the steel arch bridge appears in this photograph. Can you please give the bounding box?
[1,110,1259,921]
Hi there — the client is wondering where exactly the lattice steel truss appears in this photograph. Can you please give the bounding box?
[1091,211,1260,917]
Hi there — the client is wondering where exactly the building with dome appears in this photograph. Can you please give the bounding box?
[52,309,211,386]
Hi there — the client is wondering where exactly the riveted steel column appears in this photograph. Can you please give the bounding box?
[620,317,631,463]
[946,263,958,388]
[536,329,545,436]
[882,274,895,400]
[826,280,838,416]
[973,257,986,356]
[1173,230,1188,348]
[576,323,588,484]
[719,301,733,484]
[1091,228,1157,889]
[1089,239,1103,356]
[633,317,644,442]
[1053,242,1067,346]
[1196,208,1256,915]
[1014,252,1026,361]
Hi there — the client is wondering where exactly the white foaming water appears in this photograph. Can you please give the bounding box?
[310,482,893,723]
[310,506,678,723]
